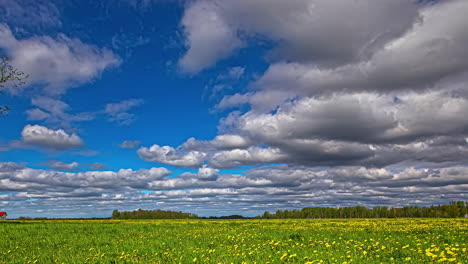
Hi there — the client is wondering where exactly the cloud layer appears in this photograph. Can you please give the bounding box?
[1,162,466,217]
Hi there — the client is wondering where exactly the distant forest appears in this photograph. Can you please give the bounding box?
[111,209,199,219]
[259,201,468,219]
[112,201,467,219]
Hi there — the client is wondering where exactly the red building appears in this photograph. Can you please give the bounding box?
[0,212,7,220]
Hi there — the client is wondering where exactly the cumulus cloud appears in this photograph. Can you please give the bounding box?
[210,146,287,169]
[120,140,142,149]
[137,144,206,167]
[211,134,251,149]
[234,91,468,145]
[104,99,144,125]
[21,124,84,151]
[139,134,277,168]
[0,23,121,95]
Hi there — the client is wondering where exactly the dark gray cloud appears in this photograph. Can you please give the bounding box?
[216,1,468,112]
[213,91,468,167]
[179,0,419,72]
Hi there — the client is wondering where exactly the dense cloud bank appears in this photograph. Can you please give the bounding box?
[1,162,466,217]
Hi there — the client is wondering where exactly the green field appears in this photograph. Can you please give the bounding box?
[0,219,466,263]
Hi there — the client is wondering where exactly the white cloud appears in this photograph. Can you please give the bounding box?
[181,134,251,153]
[211,134,251,149]
[197,166,219,180]
[137,144,206,167]
[210,146,287,168]
[139,135,258,168]
[21,124,84,150]
[1,162,171,191]
[0,23,121,95]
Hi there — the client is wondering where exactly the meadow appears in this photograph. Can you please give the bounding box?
[0,218,466,263]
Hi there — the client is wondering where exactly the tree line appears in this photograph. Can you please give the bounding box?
[259,201,468,219]
[110,201,467,220]
[111,209,199,219]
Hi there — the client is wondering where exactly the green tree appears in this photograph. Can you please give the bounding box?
[0,56,28,116]
[262,211,271,219]
[111,210,120,219]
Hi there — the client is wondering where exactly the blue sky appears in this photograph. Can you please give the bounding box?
[1,0,467,218]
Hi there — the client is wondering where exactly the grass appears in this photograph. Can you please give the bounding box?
[0,218,466,263]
